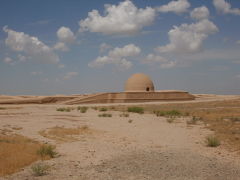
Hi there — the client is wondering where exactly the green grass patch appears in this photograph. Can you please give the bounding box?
[77,106,88,113]
[99,107,108,112]
[127,107,144,114]
[56,107,71,112]
[154,110,182,117]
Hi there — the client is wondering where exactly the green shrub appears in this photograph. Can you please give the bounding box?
[187,116,201,125]
[154,110,182,117]
[56,107,71,112]
[0,107,6,110]
[37,145,57,159]
[98,113,112,117]
[77,106,88,113]
[206,136,220,147]
[31,163,49,176]
[119,113,129,117]
[99,107,108,112]
[127,107,144,114]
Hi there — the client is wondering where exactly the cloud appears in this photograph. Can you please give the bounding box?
[54,26,75,51]
[3,57,14,65]
[3,26,59,64]
[31,71,42,75]
[236,40,240,45]
[157,0,190,14]
[89,44,141,69]
[17,54,27,62]
[190,6,209,20]
[63,72,79,80]
[213,0,240,15]
[99,43,112,53]
[156,19,218,54]
[79,0,156,35]
[56,26,75,44]
[142,54,176,68]
[54,42,69,51]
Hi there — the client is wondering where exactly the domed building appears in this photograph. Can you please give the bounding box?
[65,73,195,104]
[125,73,154,92]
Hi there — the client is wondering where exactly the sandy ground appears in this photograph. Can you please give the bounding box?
[1,95,240,180]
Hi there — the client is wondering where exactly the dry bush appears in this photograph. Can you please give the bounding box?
[37,145,57,159]
[31,163,49,176]
[206,135,221,147]
[0,134,42,176]
[98,113,112,117]
[39,126,92,142]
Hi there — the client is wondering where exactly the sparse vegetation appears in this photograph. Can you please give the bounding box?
[128,119,133,123]
[77,106,88,113]
[120,113,129,117]
[99,107,108,112]
[37,145,57,159]
[31,163,49,176]
[0,107,6,110]
[92,106,98,110]
[0,134,42,176]
[166,117,175,123]
[154,110,182,117]
[56,107,71,112]
[98,113,112,117]
[127,107,144,114]
[187,116,202,125]
[206,135,221,147]
[141,99,240,152]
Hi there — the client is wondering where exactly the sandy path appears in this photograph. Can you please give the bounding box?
[0,100,240,179]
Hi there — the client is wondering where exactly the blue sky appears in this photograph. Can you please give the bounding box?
[0,0,240,95]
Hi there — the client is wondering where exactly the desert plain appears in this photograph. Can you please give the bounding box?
[1,94,240,180]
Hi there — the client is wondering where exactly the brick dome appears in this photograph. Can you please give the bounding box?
[125,73,155,92]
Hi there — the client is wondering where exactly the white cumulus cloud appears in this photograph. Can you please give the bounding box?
[157,0,190,14]
[190,6,210,20]
[89,44,141,69]
[3,26,59,64]
[79,0,156,35]
[54,26,75,51]
[99,43,112,53]
[213,0,240,15]
[3,57,13,64]
[142,54,176,69]
[56,26,75,43]
[156,19,218,54]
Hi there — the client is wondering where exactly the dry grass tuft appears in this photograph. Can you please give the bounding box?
[206,135,221,147]
[0,134,42,177]
[39,126,93,142]
[31,163,49,176]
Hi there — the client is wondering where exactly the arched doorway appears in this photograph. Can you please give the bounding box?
[146,87,150,91]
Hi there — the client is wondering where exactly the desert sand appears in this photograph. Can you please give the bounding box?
[0,94,240,180]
